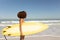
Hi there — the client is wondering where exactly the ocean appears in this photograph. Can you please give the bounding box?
[0,19,60,40]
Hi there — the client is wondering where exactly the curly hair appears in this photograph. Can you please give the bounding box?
[17,11,27,18]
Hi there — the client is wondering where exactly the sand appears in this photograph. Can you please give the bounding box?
[0,36,60,40]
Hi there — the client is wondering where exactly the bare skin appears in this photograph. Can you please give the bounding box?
[20,18,25,40]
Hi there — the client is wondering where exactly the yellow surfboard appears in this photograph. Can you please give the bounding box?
[2,22,48,36]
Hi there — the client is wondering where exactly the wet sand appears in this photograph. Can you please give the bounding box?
[0,36,60,40]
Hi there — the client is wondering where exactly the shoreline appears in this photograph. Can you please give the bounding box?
[0,36,60,40]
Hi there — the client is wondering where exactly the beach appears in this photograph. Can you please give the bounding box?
[0,36,60,40]
[0,19,60,40]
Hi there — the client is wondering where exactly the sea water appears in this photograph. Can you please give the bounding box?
[0,19,60,39]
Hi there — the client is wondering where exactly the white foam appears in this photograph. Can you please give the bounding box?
[1,20,60,24]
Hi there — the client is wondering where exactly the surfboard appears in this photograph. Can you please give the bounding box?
[2,22,48,36]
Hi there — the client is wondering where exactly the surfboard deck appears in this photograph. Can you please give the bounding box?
[2,22,48,36]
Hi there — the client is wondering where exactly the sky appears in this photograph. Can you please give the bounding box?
[0,0,60,19]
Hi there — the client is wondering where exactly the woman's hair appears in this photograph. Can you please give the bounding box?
[17,11,27,18]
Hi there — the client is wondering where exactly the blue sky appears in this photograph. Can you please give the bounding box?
[0,0,60,19]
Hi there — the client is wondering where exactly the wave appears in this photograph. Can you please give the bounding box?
[0,20,60,24]
[0,20,60,26]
